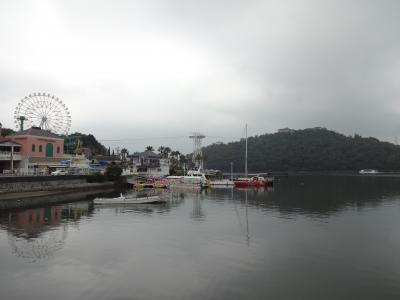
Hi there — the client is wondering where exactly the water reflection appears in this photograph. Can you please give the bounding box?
[261,175,400,217]
[0,202,92,261]
[191,195,205,220]
[207,175,400,218]
[2,175,400,263]
[1,176,400,299]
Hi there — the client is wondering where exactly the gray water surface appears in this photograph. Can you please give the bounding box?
[1,175,400,300]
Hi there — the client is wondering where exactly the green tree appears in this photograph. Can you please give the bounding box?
[1,127,15,137]
[201,127,400,172]
[105,165,122,181]
[121,148,129,161]
[157,146,165,156]
[157,146,172,158]
[164,147,171,158]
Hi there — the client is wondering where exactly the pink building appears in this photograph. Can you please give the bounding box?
[0,126,64,174]
[8,127,64,159]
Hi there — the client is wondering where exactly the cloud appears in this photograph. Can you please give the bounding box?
[1,0,400,152]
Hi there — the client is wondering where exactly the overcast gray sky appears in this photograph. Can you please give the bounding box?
[1,0,400,153]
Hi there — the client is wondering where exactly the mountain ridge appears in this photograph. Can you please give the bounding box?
[202,127,400,172]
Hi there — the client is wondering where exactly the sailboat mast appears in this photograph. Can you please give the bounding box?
[245,124,248,178]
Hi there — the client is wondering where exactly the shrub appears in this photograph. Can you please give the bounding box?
[105,165,122,181]
[86,173,105,183]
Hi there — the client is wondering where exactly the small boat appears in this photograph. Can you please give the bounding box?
[210,179,234,186]
[233,176,268,188]
[167,168,210,189]
[93,193,167,204]
[133,178,169,189]
[359,169,379,174]
[233,124,270,188]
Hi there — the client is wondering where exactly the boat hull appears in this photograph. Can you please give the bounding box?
[210,179,234,186]
[93,196,166,204]
[167,175,210,189]
[233,181,266,188]
[233,177,268,188]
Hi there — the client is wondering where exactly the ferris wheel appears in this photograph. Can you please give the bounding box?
[14,93,72,135]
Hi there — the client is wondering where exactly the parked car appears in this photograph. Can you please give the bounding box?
[51,170,68,176]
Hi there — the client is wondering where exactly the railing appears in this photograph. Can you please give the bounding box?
[0,151,22,160]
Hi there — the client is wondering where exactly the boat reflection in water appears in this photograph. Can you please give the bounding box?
[2,176,400,300]
[0,187,273,263]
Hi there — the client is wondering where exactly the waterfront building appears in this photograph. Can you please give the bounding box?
[128,150,170,177]
[0,138,23,174]
[0,127,64,175]
[59,154,92,175]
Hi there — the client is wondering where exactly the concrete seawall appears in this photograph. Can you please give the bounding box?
[0,188,116,210]
[0,175,114,193]
[0,176,117,209]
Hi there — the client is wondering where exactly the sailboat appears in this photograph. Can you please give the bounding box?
[233,124,269,188]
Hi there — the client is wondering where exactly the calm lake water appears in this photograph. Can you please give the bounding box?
[1,175,400,300]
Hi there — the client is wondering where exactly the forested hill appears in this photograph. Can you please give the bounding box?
[64,132,107,155]
[202,128,400,172]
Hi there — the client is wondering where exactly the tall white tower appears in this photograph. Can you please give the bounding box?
[189,132,205,169]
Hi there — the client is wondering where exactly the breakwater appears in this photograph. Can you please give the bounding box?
[0,188,116,209]
[0,176,117,209]
[0,175,114,193]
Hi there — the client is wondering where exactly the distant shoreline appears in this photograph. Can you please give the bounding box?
[222,171,400,177]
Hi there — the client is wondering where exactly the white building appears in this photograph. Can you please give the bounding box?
[128,150,170,177]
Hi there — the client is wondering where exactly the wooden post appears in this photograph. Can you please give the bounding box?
[10,145,14,174]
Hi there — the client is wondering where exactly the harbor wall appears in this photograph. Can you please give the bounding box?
[0,175,114,193]
[0,188,116,210]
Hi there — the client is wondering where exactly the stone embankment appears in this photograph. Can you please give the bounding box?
[0,175,114,193]
[0,175,116,209]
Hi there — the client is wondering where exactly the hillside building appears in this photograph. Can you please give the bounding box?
[278,127,296,134]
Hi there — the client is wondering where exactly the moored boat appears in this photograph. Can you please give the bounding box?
[93,193,167,204]
[233,176,268,188]
[359,169,379,174]
[210,179,234,186]
[233,124,271,189]
[132,177,169,189]
[167,169,210,188]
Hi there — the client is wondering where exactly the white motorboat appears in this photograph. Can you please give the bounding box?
[167,168,210,188]
[210,179,234,186]
[359,169,379,174]
[93,193,167,204]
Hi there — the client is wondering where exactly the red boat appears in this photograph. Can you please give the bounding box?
[233,125,272,189]
[233,176,268,188]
